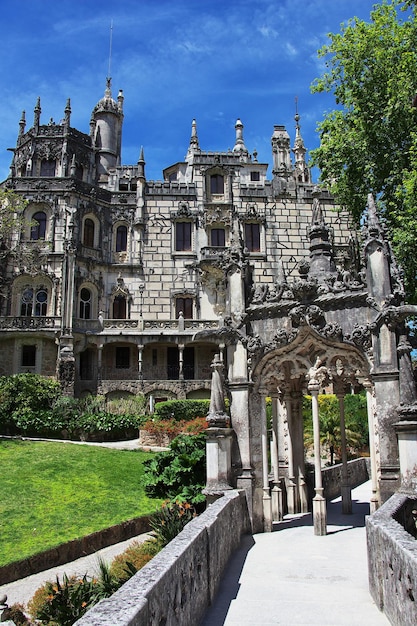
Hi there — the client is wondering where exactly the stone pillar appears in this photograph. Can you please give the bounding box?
[270,395,283,521]
[97,343,103,386]
[260,395,272,532]
[138,344,143,380]
[178,344,184,380]
[308,359,327,536]
[336,389,352,514]
[283,393,297,514]
[291,391,308,513]
[363,379,380,512]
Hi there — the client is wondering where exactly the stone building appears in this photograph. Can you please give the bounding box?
[1,79,416,532]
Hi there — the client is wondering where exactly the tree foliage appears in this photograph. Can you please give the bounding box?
[310,0,417,301]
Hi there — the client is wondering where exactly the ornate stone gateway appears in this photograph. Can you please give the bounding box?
[204,192,417,534]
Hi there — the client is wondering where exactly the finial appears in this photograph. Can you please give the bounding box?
[138,146,146,178]
[189,118,200,150]
[64,98,71,127]
[34,97,41,128]
[19,110,26,137]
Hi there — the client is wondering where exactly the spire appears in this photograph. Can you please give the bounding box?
[137,146,146,179]
[34,97,41,130]
[64,98,71,128]
[233,118,248,156]
[189,119,199,150]
[292,97,310,183]
[18,110,26,141]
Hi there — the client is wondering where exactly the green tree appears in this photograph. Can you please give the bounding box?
[303,394,367,465]
[310,0,417,301]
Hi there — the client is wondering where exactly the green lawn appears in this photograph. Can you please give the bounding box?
[0,440,162,567]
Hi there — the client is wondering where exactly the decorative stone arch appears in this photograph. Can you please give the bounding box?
[252,326,370,396]
[248,326,373,531]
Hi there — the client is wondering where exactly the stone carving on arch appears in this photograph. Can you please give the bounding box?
[252,326,370,397]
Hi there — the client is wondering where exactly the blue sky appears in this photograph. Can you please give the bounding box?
[0,0,377,182]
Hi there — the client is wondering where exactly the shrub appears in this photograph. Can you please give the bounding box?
[109,538,159,582]
[142,432,206,506]
[141,416,207,444]
[2,603,30,625]
[149,501,197,548]
[153,399,210,421]
[0,374,61,435]
[28,573,95,625]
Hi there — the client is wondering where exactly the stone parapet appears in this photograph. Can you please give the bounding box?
[75,490,251,626]
[367,491,417,626]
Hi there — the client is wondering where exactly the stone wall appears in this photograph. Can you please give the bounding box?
[75,490,251,626]
[367,492,417,626]
[305,457,370,503]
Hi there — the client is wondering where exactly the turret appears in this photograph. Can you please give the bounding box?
[34,97,41,131]
[90,78,124,183]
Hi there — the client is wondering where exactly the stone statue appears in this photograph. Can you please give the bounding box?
[206,354,230,427]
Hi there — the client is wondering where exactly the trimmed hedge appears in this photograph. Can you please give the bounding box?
[154,399,210,421]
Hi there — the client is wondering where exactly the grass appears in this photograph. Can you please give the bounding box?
[0,440,162,567]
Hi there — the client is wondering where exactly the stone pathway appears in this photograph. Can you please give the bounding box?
[200,481,390,626]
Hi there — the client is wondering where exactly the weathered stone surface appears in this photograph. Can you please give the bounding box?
[75,490,251,626]
[367,492,417,626]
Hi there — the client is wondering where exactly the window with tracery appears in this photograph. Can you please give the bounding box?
[20,287,48,316]
[113,295,127,319]
[79,288,92,319]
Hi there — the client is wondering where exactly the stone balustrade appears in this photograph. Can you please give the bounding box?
[367,491,417,626]
[75,490,251,626]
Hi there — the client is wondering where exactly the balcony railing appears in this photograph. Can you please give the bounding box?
[0,316,61,330]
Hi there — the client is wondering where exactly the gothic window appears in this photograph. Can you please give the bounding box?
[79,288,92,319]
[20,288,33,316]
[175,297,193,319]
[245,223,261,252]
[211,228,225,247]
[116,225,128,252]
[210,174,224,194]
[40,159,56,177]
[113,295,127,319]
[175,221,192,251]
[21,345,36,367]
[35,289,48,316]
[116,346,130,368]
[30,211,47,240]
[83,218,95,247]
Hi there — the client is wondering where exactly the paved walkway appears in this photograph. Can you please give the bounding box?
[201,481,390,626]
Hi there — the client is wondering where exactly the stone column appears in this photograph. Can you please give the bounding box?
[137,344,143,380]
[178,344,184,380]
[270,395,283,521]
[395,404,417,492]
[308,359,327,536]
[97,343,103,386]
[336,388,352,514]
[284,393,297,514]
[260,395,272,531]
[291,392,308,513]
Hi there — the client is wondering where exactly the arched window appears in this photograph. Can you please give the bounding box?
[35,289,48,316]
[20,287,48,316]
[20,288,33,316]
[116,225,128,252]
[40,159,56,177]
[79,288,91,319]
[30,211,47,240]
[113,295,127,319]
[83,218,95,247]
